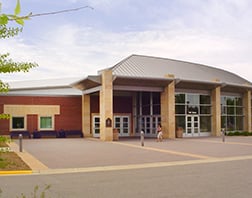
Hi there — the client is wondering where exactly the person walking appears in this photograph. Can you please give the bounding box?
[156,124,163,142]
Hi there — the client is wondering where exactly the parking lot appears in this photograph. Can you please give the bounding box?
[9,136,252,172]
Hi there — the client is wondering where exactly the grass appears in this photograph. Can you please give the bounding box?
[0,184,51,198]
[0,139,31,171]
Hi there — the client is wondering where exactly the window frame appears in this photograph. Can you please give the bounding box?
[38,115,55,130]
[10,115,27,131]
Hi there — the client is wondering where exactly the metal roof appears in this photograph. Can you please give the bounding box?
[110,54,252,87]
[3,78,82,96]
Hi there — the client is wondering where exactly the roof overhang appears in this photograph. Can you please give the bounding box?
[113,75,173,87]
[175,79,222,90]
[221,83,252,93]
[176,79,252,93]
[71,75,101,91]
[71,74,252,94]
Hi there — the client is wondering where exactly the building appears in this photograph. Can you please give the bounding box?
[1,54,252,140]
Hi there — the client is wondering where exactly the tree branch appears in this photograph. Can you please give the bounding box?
[8,6,94,21]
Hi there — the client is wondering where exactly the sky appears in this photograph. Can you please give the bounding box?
[1,0,252,82]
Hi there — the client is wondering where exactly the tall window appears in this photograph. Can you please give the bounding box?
[39,116,54,130]
[137,92,161,135]
[175,93,211,132]
[138,92,160,115]
[221,96,243,131]
[11,116,25,130]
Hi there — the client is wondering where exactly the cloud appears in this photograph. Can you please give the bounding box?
[1,0,252,82]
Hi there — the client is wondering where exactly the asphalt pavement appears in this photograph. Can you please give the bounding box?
[1,136,252,197]
[5,136,252,172]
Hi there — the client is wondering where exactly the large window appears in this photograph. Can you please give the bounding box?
[221,96,243,131]
[11,116,26,130]
[138,92,160,115]
[39,116,54,130]
[137,92,161,136]
[175,93,211,132]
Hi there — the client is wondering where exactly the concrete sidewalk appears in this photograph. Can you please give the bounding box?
[6,136,252,174]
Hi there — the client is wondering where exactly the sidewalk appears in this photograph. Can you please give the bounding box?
[4,136,252,175]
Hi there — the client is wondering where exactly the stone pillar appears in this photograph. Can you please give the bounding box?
[211,86,221,136]
[132,92,137,136]
[82,94,91,137]
[161,81,175,139]
[243,90,251,132]
[99,70,113,141]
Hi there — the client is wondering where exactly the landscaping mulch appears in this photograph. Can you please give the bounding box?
[0,151,31,171]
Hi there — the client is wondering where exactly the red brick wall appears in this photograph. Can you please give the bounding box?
[0,96,82,135]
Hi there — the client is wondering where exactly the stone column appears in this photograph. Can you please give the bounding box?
[99,69,113,141]
[243,90,251,132]
[211,86,221,136]
[132,92,137,136]
[82,94,91,137]
[161,81,175,139]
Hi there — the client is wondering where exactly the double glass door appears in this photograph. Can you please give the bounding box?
[186,115,200,136]
[139,116,161,137]
[114,116,130,137]
[92,115,130,137]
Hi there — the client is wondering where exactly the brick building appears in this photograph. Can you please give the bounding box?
[1,55,252,140]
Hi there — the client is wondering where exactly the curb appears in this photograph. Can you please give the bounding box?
[0,170,33,175]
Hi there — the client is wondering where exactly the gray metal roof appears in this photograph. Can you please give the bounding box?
[3,78,82,96]
[111,54,252,87]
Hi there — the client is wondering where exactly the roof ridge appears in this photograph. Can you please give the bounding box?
[122,54,251,84]
[110,54,135,72]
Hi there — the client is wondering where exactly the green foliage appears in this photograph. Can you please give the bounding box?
[0,53,38,73]
[0,113,10,119]
[0,184,51,198]
[226,131,252,136]
[0,0,26,26]
[0,136,11,144]
[0,0,38,104]
[0,24,22,39]
[15,0,21,15]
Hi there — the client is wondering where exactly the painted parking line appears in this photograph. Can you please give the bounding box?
[111,141,211,159]
[35,154,252,176]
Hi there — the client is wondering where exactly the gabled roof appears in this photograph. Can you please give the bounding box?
[110,54,252,87]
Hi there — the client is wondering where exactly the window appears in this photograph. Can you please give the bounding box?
[138,92,161,116]
[221,96,243,131]
[175,93,211,133]
[11,116,26,130]
[39,116,54,130]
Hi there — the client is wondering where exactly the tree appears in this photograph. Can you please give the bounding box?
[0,1,93,93]
[0,1,93,119]
[0,0,38,91]
[0,0,37,119]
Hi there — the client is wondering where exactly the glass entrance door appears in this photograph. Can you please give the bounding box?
[114,116,130,137]
[93,116,100,137]
[186,115,200,136]
[92,115,130,137]
[139,116,161,137]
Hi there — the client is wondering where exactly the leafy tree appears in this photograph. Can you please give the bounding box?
[0,0,37,119]
[0,1,93,120]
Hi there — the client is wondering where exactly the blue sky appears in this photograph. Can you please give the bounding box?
[1,0,252,82]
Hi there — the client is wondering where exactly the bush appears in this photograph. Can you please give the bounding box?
[226,131,252,136]
[0,136,11,147]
